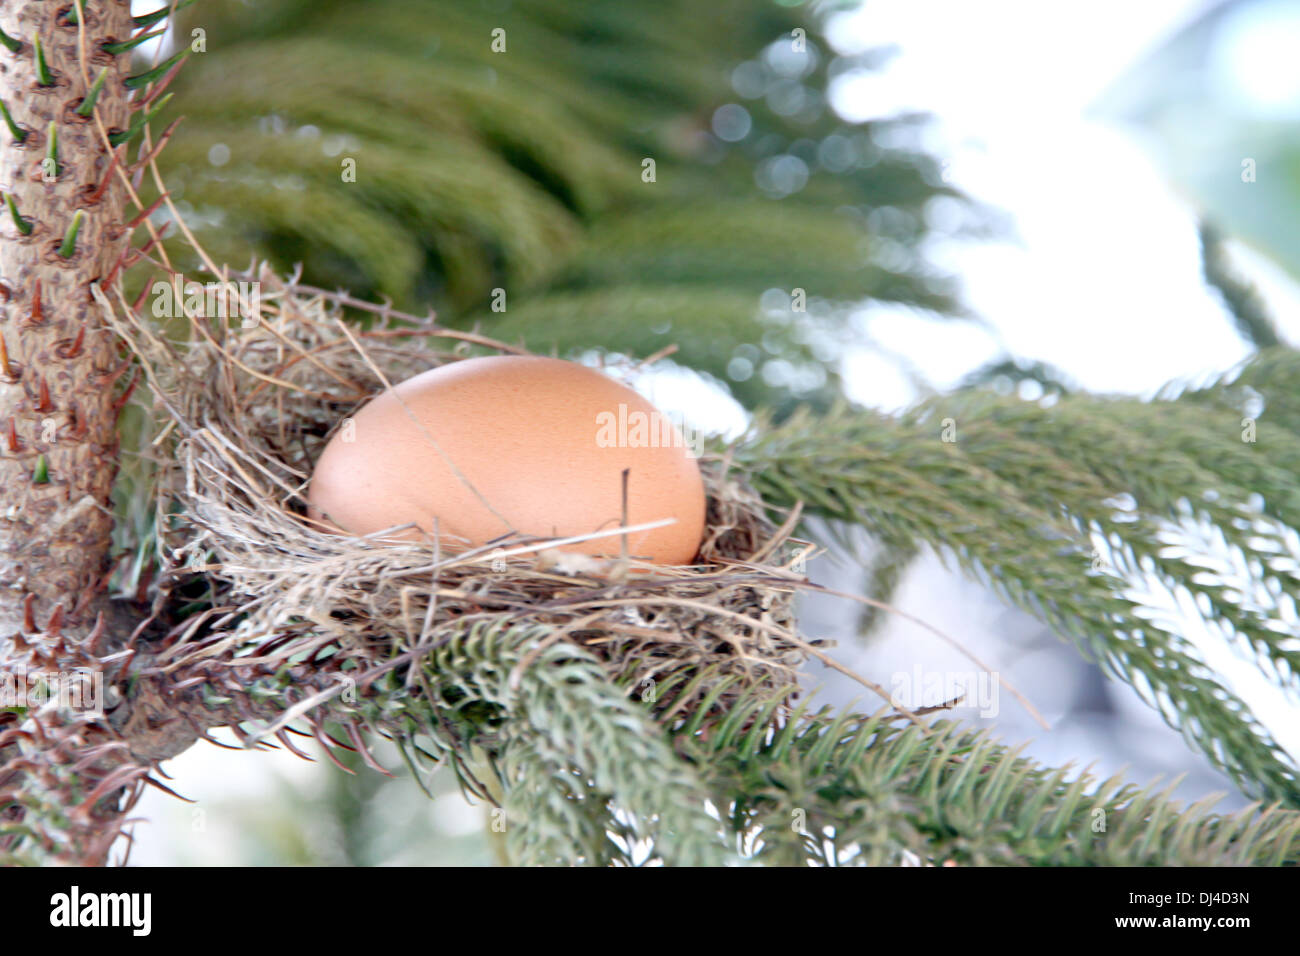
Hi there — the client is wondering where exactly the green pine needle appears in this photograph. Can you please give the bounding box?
[44,122,58,179]
[102,27,167,56]
[3,193,32,235]
[133,0,198,31]
[32,455,48,485]
[76,69,109,118]
[32,34,52,86]
[0,27,19,54]
[0,99,25,144]
[57,210,84,258]
[107,93,173,147]
[123,49,185,90]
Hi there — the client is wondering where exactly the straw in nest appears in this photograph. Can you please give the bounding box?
[97,266,838,754]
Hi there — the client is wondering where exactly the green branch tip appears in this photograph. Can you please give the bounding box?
[58,210,84,258]
[76,69,108,118]
[133,0,198,31]
[108,92,173,147]
[123,48,186,90]
[0,27,19,54]
[33,34,52,86]
[103,27,166,56]
[4,193,32,235]
[33,455,48,485]
[0,99,25,144]
[45,122,58,178]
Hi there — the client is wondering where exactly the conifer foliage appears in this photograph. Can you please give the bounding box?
[0,1,1297,867]
[161,0,984,412]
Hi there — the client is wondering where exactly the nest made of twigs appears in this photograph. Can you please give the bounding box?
[98,265,822,729]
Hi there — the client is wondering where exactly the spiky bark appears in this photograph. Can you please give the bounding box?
[0,1,133,631]
[0,0,139,866]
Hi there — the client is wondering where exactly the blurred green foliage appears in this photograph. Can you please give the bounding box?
[161,0,991,412]
[1097,0,1300,293]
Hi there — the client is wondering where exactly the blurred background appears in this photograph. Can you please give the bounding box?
[125,0,1300,864]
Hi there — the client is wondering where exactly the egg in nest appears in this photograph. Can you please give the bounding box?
[306,356,706,565]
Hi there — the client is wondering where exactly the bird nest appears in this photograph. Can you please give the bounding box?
[97,265,822,749]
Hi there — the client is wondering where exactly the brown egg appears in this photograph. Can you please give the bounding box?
[307,355,706,565]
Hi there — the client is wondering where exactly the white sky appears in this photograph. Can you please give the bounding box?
[824,0,1300,409]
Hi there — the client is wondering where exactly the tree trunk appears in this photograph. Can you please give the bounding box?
[0,1,133,630]
[0,0,138,865]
